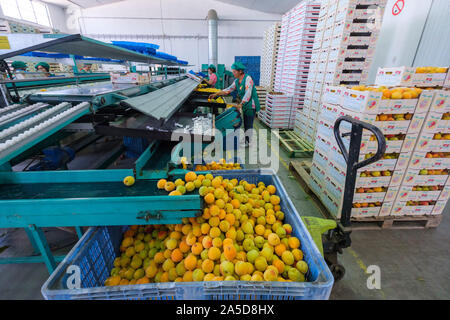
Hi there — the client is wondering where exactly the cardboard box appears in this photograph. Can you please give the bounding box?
[396,185,448,202]
[341,88,434,114]
[421,112,450,133]
[360,133,418,154]
[409,151,450,170]
[391,200,446,216]
[429,90,450,113]
[375,66,448,87]
[415,132,450,152]
[110,72,151,84]
[357,152,411,172]
[402,169,449,186]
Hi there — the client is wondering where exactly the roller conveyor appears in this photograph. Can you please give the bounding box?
[0,102,91,166]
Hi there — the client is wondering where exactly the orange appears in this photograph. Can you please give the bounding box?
[231,199,240,209]
[179,240,190,253]
[275,243,287,256]
[209,227,221,238]
[255,224,265,236]
[184,254,197,271]
[136,276,150,285]
[223,238,234,247]
[192,225,202,237]
[270,195,280,205]
[157,179,167,189]
[185,171,197,182]
[288,237,300,249]
[191,242,203,255]
[209,216,220,227]
[218,209,226,220]
[169,190,182,196]
[292,249,303,261]
[201,223,210,235]
[212,237,222,248]
[223,244,237,261]
[154,252,165,264]
[267,185,276,194]
[210,205,220,217]
[211,178,222,188]
[208,247,221,260]
[268,233,280,246]
[202,208,211,219]
[225,214,236,226]
[186,233,196,246]
[202,259,215,273]
[183,270,193,282]
[181,224,192,235]
[272,259,285,273]
[171,248,183,262]
[164,182,175,192]
[204,193,215,204]
[202,236,213,249]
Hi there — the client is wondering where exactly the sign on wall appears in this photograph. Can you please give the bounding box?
[392,0,405,16]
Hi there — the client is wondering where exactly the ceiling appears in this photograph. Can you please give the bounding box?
[42,0,126,9]
[43,0,300,13]
[213,0,301,14]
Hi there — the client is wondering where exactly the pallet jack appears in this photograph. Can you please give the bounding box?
[302,116,386,281]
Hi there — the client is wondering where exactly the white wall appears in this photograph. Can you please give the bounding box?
[46,3,70,33]
[368,0,433,83]
[73,0,281,70]
[413,0,450,67]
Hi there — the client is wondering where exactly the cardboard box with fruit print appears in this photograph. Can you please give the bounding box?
[401,169,449,187]
[409,152,450,170]
[341,87,434,114]
[360,133,418,154]
[429,90,450,113]
[391,200,447,216]
[375,66,448,87]
[396,185,449,203]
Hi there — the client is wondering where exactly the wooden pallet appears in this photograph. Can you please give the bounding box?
[289,160,443,230]
[274,130,314,158]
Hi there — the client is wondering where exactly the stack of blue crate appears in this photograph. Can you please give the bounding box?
[234,56,261,86]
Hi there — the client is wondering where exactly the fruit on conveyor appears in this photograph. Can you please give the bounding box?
[195,159,241,171]
[123,176,135,187]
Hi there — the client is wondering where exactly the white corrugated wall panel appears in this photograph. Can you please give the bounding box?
[413,0,450,67]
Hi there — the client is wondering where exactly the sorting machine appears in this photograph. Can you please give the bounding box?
[0,34,241,273]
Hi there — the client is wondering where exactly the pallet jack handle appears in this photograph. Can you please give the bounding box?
[333,116,386,228]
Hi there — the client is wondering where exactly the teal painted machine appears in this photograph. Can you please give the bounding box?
[0,35,243,273]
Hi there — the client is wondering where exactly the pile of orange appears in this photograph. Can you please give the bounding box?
[194,159,241,171]
[104,172,308,286]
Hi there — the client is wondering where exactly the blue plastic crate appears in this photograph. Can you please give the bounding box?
[42,169,333,300]
[123,137,149,158]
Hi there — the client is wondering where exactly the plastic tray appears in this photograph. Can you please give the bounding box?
[42,169,334,300]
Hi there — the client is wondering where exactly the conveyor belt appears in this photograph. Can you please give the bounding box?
[0,180,165,200]
[119,78,198,122]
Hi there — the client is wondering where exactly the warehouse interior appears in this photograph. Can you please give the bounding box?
[0,0,449,300]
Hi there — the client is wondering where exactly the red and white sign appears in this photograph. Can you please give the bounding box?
[392,0,405,16]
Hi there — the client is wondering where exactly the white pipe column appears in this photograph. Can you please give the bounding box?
[207,9,218,67]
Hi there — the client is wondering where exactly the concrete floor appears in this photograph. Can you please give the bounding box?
[0,118,449,299]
